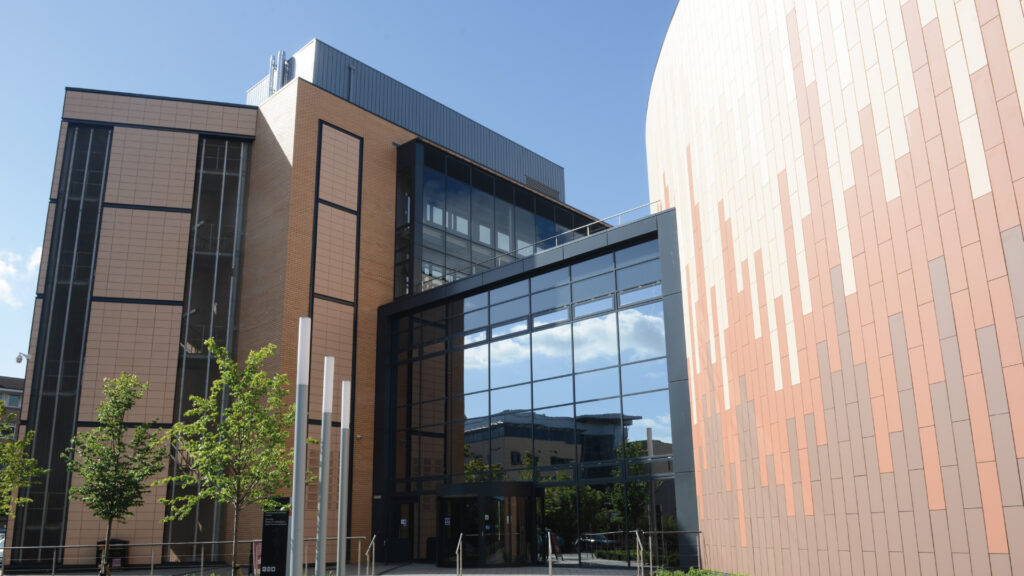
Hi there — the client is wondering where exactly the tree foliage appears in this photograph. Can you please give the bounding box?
[62,373,165,522]
[62,373,165,576]
[0,400,47,519]
[160,339,298,574]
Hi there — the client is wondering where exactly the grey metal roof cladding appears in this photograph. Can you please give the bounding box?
[246,39,565,200]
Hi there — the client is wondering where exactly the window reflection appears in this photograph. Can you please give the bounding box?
[490,334,531,388]
[618,302,666,363]
[623,390,672,445]
[573,313,618,372]
[532,324,572,380]
[533,376,573,409]
[575,398,622,463]
[491,383,531,413]
[621,358,669,395]
[615,238,659,268]
[533,308,568,328]
[461,344,488,394]
[534,405,575,467]
[575,367,619,402]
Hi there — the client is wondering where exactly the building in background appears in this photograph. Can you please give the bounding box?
[648,1,1024,574]
[0,377,23,419]
[14,38,697,570]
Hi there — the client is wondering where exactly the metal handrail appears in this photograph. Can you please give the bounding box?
[415,199,662,292]
[634,530,645,576]
[362,535,375,576]
[454,533,463,576]
[547,529,553,576]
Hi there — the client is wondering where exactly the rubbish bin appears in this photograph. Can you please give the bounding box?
[97,539,129,570]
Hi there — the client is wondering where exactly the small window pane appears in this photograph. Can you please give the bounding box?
[459,344,488,395]
[531,267,570,293]
[616,259,661,291]
[623,390,672,445]
[492,319,528,338]
[534,405,576,465]
[472,186,493,246]
[615,239,659,268]
[574,296,613,318]
[575,367,620,402]
[464,292,488,311]
[621,358,669,395]
[573,313,618,372]
[422,167,445,227]
[532,324,572,380]
[456,391,489,421]
[575,397,622,463]
[490,296,529,324]
[533,376,573,409]
[618,302,666,363]
[619,284,661,307]
[491,279,528,304]
[571,253,613,280]
[572,272,614,302]
[533,308,568,328]
[464,309,488,332]
[531,285,570,314]
[490,334,531,388]
[491,383,531,413]
[464,330,487,345]
[515,205,535,256]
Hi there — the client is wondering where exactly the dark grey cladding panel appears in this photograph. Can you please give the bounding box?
[381,210,677,318]
[309,41,565,200]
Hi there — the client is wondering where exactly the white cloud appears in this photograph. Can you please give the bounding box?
[27,246,41,273]
[0,247,41,308]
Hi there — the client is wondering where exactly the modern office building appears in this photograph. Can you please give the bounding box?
[15,38,697,569]
[648,1,1024,575]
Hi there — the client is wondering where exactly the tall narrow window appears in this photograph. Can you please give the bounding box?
[18,125,111,560]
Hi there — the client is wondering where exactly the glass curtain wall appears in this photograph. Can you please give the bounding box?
[166,138,249,555]
[16,125,112,562]
[394,142,600,297]
[388,237,677,564]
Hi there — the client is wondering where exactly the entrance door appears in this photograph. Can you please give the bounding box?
[441,497,481,565]
[392,499,414,562]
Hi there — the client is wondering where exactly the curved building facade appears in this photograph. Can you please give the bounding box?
[648,1,1024,574]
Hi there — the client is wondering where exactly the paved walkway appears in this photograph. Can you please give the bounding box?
[377,563,636,575]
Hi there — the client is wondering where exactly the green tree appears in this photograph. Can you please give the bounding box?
[0,400,48,519]
[160,339,298,576]
[61,373,165,576]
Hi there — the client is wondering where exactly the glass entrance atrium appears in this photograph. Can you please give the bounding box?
[376,220,697,567]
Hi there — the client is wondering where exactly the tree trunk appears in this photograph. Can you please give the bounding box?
[232,505,240,576]
[100,518,112,576]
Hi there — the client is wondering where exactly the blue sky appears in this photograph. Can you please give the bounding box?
[0,0,676,378]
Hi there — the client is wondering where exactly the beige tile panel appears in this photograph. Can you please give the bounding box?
[105,127,198,208]
[314,208,357,303]
[319,125,361,209]
[63,90,257,137]
[234,82,298,380]
[79,302,181,423]
[93,208,190,301]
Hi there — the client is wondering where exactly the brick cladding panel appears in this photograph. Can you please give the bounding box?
[230,79,414,559]
[646,1,1024,574]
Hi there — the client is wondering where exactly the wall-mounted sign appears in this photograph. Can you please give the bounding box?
[444,517,451,526]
